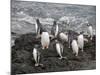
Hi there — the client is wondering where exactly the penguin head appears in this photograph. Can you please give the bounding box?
[36,18,41,25]
[36,19,39,23]
[53,20,57,26]
[87,23,92,26]
[80,31,84,34]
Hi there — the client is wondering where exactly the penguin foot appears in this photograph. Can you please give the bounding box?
[62,57,67,59]
[75,54,78,56]
[39,64,44,67]
[35,63,39,67]
[59,57,63,60]
[59,57,67,60]
[46,46,48,49]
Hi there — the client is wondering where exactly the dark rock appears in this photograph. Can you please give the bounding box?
[11,32,96,74]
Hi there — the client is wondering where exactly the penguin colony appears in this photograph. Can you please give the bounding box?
[33,18,93,66]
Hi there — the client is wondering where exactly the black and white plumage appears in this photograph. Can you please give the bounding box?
[41,32,50,49]
[51,21,59,37]
[36,19,47,35]
[58,32,68,43]
[87,23,93,40]
[77,31,84,52]
[32,44,44,67]
[33,47,40,66]
[55,40,66,59]
[68,30,79,48]
[35,19,54,50]
[71,39,79,56]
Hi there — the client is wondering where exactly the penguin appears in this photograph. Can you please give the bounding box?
[71,39,79,56]
[41,32,50,49]
[59,32,68,42]
[87,23,93,40]
[55,40,66,59]
[51,20,59,37]
[35,19,51,50]
[77,31,84,52]
[36,19,46,35]
[33,47,40,66]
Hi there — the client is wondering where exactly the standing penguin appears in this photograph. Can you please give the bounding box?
[41,32,50,49]
[87,23,93,40]
[33,46,40,66]
[51,20,59,37]
[35,19,51,50]
[77,31,84,52]
[55,40,66,59]
[71,39,79,56]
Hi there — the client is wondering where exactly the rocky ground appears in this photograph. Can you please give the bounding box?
[11,31,96,75]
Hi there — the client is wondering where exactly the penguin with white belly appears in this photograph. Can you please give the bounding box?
[55,40,66,59]
[36,19,54,50]
[87,23,93,40]
[71,39,79,56]
[51,20,59,37]
[41,32,50,49]
[32,45,43,67]
[77,31,84,52]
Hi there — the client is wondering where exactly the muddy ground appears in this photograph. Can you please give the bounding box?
[11,32,96,75]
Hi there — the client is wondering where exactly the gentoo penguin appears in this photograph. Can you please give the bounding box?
[77,31,84,52]
[41,32,50,49]
[87,23,93,40]
[51,20,59,37]
[55,40,66,59]
[59,32,68,42]
[35,19,51,50]
[33,45,41,66]
[36,19,46,35]
[71,39,79,56]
